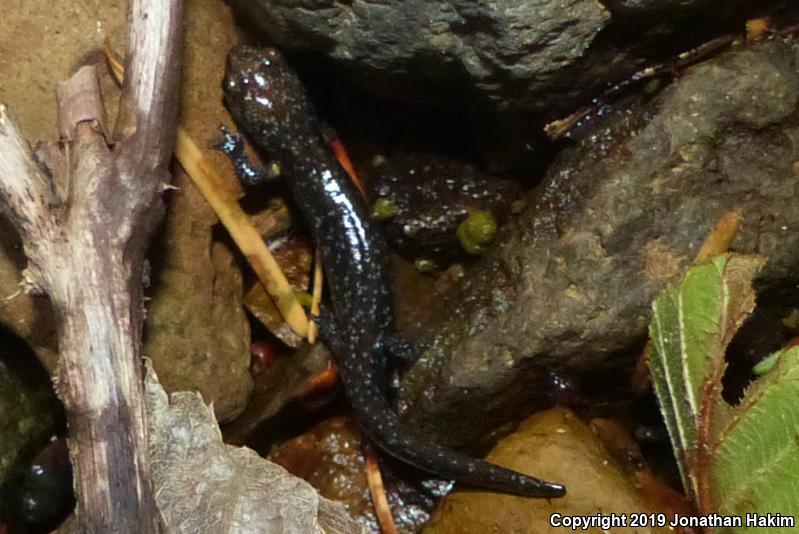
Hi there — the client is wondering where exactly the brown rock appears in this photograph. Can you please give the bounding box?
[400,39,799,449]
[142,0,254,423]
[424,408,670,534]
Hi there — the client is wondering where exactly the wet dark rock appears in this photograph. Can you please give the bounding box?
[223,341,333,445]
[0,337,62,525]
[369,153,521,265]
[607,0,716,15]
[398,39,799,450]
[231,0,783,117]
[270,416,442,534]
[4,437,74,534]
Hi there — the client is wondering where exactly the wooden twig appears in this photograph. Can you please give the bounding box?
[545,35,735,141]
[292,361,338,398]
[106,49,311,339]
[363,441,398,534]
[0,108,60,271]
[308,247,323,343]
[0,0,182,532]
[174,129,310,337]
[330,137,365,195]
[694,209,741,263]
[632,210,742,394]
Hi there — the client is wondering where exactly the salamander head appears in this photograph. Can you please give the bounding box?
[223,45,315,155]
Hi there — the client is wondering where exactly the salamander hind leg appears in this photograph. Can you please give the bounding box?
[215,124,281,186]
[338,357,565,498]
[380,334,425,367]
[347,385,566,499]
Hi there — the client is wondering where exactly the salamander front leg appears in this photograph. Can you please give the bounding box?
[215,124,281,186]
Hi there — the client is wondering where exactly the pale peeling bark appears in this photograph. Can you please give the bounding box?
[0,0,181,531]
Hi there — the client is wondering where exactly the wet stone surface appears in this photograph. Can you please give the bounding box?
[231,0,783,117]
[397,38,799,450]
[368,152,521,265]
[0,338,63,529]
[270,416,443,534]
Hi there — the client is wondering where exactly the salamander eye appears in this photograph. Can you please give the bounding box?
[225,73,252,93]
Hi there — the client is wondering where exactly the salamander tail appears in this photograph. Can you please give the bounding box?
[344,374,566,498]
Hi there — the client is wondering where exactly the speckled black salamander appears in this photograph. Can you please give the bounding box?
[220,45,566,498]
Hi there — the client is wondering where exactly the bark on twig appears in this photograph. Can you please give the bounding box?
[0,0,181,532]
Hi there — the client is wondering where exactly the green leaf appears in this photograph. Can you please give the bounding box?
[711,345,799,530]
[648,254,799,529]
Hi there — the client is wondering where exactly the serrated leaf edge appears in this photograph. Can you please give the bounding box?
[651,290,699,500]
[648,254,765,510]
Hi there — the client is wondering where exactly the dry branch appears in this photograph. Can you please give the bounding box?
[0,0,182,532]
[106,49,312,341]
